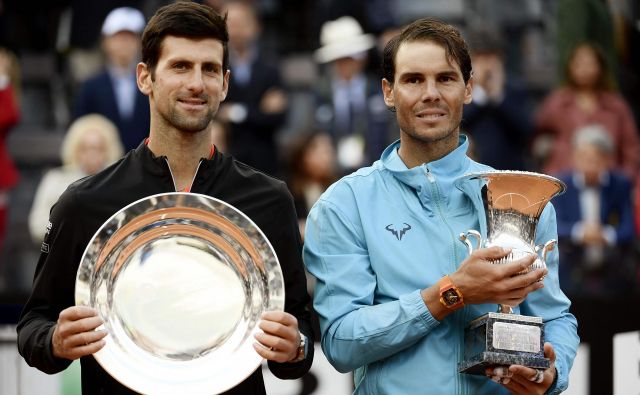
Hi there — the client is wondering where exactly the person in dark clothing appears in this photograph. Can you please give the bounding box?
[73,7,151,152]
[17,3,313,394]
[462,28,534,171]
[217,1,287,176]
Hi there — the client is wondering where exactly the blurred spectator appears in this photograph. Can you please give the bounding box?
[73,7,150,152]
[217,1,287,176]
[0,47,19,269]
[285,131,337,239]
[556,0,617,84]
[210,118,229,154]
[313,16,391,172]
[28,114,124,243]
[462,27,533,170]
[553,125,636,295]
[534,42,640,180]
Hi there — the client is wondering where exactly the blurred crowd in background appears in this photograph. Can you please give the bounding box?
[1,0,640,305]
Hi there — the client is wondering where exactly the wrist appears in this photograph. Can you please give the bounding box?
[438,275,464,311]
[288,332,306,363]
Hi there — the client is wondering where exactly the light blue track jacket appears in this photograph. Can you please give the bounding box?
[303,136,579,395]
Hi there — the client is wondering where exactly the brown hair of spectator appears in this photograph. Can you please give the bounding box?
[141,1,229,80]
[564,42,616,92]
[382,18,472,84]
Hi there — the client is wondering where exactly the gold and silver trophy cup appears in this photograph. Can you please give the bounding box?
[455,171,566,375]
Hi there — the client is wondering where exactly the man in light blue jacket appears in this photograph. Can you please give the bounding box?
[303,18,578,395]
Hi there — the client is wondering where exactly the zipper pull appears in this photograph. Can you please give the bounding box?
[425,166,435,183]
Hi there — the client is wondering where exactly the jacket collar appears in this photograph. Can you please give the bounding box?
[133,140,226,179]
[381,134,472,191]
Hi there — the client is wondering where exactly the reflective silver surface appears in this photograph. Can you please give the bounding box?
[456,171,566,310]
[75,192,285,394]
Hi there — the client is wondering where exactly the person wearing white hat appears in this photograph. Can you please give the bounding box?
[313,16,393,172]
[73,7,150,152]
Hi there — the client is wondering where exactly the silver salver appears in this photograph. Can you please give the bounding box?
[75,192,285,394]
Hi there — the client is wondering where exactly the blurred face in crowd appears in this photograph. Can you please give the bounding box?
[568,45,601,90]
[382,40,472,151]
[76,129,108,175]
[303,133,335,181]
[333,55,366,81]
[137,36,229,134]
[573,142,610,186]
[103,31,141,69]
[226,2,259,53]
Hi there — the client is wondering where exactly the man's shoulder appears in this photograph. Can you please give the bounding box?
[225,157,289,197]
[318,164,383,204]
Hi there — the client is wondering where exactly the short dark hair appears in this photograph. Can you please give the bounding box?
[382,18,472,84]
[142,2,229,78]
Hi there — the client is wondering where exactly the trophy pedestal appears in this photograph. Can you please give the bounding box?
[458,312,550,375]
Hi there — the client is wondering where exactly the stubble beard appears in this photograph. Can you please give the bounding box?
[400,117,461,146]
[165,105,215,134]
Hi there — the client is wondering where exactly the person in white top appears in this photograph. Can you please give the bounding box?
[29,114,124,242]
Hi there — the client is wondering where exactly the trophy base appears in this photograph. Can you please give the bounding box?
[458,312,550,375]
[458,351,550,375]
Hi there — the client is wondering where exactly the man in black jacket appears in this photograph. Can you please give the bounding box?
[17,3,313,394]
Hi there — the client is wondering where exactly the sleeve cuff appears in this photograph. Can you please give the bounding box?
[408,289,440,332]
[43,325,73,372]
[545,359,566,395]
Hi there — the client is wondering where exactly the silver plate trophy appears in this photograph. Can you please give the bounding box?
[75,192,285,394]
[454,171,566,375]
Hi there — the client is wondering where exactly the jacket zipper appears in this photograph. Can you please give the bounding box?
[164,158,204,192]
[424,165,465,395]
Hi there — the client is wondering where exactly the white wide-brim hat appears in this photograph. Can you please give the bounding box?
[314,16,376,63]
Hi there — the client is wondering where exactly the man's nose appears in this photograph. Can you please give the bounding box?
[421,79,441,102]
[186,69,205,93]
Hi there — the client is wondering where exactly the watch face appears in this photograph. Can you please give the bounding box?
[444,289,461,305]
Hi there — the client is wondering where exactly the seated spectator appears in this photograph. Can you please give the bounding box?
[534,42,640,180]
[285,131,338,239]
[0,47,20,270]
[28,114,124,243]
[553,125,636,295]
[463,28,533,170]
[73,7,150,152]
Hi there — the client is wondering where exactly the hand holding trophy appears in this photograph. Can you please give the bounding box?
[453,171,566,376]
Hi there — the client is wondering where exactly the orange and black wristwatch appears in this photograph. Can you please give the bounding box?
[438,275,464,310]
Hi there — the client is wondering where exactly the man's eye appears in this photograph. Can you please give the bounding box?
[174,63,187,70]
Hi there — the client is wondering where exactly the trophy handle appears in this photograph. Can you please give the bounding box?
[459,230,482,255]
[541,239,557,263]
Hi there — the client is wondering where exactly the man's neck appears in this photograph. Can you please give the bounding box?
[148,128,212,191]
[397,132,459,168]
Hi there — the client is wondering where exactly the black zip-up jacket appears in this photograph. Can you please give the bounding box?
[17,143,314,394]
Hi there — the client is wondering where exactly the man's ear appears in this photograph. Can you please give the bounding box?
[220,69,230,101]
[382,78,394,108]
[463,76,474,104]
[136,62,152,96]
